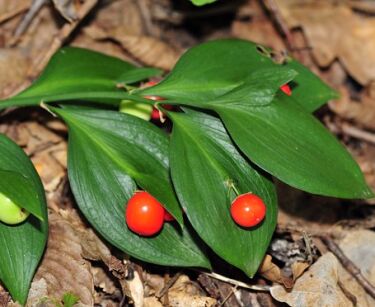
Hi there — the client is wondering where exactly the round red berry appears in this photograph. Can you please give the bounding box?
[230,193,266,227]
[125,191,165,236]
[164,210,175,222]
[280,84,292,96]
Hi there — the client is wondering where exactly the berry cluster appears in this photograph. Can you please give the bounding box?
[125,190,267,236]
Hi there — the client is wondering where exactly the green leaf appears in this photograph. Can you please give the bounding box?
[139,39,337,112]
[191,0,217,6]
[216,95,374,199]
[208,67,296,107]
[0,47,154,109]
[53,106,209,268]
[169,108,277,277]
[117,68,163,85]
[0,134,48,304]
[286,60,339,112]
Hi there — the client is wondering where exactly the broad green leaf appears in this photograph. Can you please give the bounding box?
[0,134,48,304]
[0,47,155,109]
[139,39,337,112]
[216,95,374,199]
[53,106,209,268]
[191,0,217,6]
[117,68,162,85]
[208,67,296,107]
[286,60,339,111]
[169,109,277,277]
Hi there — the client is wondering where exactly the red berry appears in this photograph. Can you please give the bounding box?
[143,81,159,87]
[280,84,292,96]
[230,193,266,227]
[164,210,175,222]
[125,191,165,236]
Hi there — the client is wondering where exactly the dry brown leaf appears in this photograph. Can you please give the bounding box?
[339,230,375,286]
[329,86,375,131]
[270,253,353,307]
[0,0,30,23]
[84,24,182,71]
[127,271,144,307]
[232,0,286,50]
[15,5,60,62]
[276,0,375,85]
[91,266,119,297]
[28,213,94,306]
[168,292,216,307]
[92,0,144,36]
[144,296,163,307]
[113,32,181,71]
[168,275,216,307]
[0,49,29,98]
[144,273,165,296]
[291,261,310,281]
[259,255,293,288]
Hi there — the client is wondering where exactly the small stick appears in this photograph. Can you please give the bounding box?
[320,235,375,299]
[155,272,182,299]
[220,285,238,306]
[13,0,48,39]
[341,123,375,145]
[201,271,270,292]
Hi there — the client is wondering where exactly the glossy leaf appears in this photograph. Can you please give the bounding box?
[216,95,374,199]
[53,106,209,268]
[139,39,337,112]
[0,47,155,109]
[0,135,48,304]
[169,109,277,276]
[117,68,162,85]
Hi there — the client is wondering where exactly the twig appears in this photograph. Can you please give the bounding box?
[13,0,48,40]
[220,286,238,306]
[341,123,375,145]
[320,235,375,300]
[0,2,31,25]
[201,271,271,292]
[155,272,182,299]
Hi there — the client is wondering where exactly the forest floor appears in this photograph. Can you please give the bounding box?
[1,0,375,306]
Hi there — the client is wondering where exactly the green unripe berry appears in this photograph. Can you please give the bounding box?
[119,100,153,121]
[0,192,29,225]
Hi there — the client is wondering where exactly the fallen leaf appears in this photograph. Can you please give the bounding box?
[127,271,144,307]
[84,24,182,71]
[329,85,375,131]
[0,49,29,98]
[232,0,286,50]
[144,296,163,307]
[27,213,94,306]
[270,253,352,307]
[291,261,310,281]
[259,255,293,288]
[275,0,375,85]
